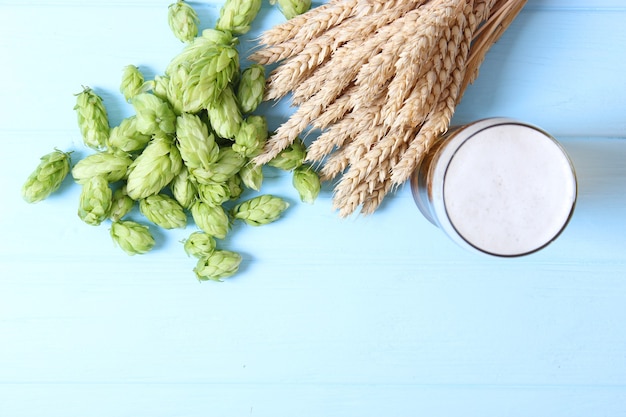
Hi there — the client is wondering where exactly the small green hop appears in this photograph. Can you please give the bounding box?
[292,164,321,204]
[77,175,113,226]
[168,0,199,43]
[182,44,239,113]
[170,166,198,209]
[270,0,312,19]
[207,85,242,139]
[183,231,216,258]
[139,194,187,229]
[216,0,262,35]
[193,147,246,184]
[194,250,242,281]
[74,87,110,151]
[197,182,231,207]
[22,149,71,203]
[190,201,230,239]
[231,194,289,226]
[226,174,243,200]
[109,186,135,222]
[175,113,219,171]
[121,65,147,102]
[126,135,183,200]
[107,116,151,153]
[232,116,268,158]
[239,162,264,191]
[236,64,265,114]
[71,152,133,184]
[110,220,155,255]
[267,137,306,171]
[131,93,177,136]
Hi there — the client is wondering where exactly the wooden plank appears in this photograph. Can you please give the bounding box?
[1,384,626,417]
[1,2,626,417]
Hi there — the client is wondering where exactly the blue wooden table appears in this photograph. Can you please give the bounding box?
[1,1,626,416]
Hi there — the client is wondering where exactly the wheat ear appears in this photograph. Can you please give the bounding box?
[290,5,429,106]
[386,2,468,131]
[275,0,423,105]
[462,0,527,95]
[257,0,353,48]
[390,3,474,186]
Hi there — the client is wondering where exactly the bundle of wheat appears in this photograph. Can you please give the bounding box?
[251,0,527,217]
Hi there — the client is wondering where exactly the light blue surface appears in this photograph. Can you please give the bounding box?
[1,1,626,416]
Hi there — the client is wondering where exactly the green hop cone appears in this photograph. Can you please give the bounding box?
[166,64,189,115]
[247,115,268,137]
[270,0,312,19]
[168,0,199,43]
[190,201,229,239]
[126,134,183,200]
[109,186,135,222]
[74,87,110,151]
[267,137,306,171]
[227,174,243,200]
[71,151,133,184]
[78,175,113,226]
[194,250,242,282]
[208,85,242,139]
[166,29,236,76]
[121,65,147,102]
[108,116,151,153]
[131,93,177,136]
[22,149,71,203]
[293,164,321,204]
[216,0,262,35]
[183,231,216,258]
[237,64,265,113]
[232,116,268,157]
[182,44,239,113]
[110,220,155,255]
[199,28,237,46]
[197,182,231,207]
[231,194,289,226]
[170,166,198,209]
[175,113,219,171]
[139,194,187,229]
[193,147,246,184]
[239,162,263,191]
[152,75,170,102]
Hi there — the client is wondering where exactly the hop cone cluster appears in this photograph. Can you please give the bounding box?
[26,0,331,283]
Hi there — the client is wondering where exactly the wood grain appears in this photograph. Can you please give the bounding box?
[1,2,625,417]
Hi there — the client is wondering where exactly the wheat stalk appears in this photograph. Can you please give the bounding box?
[251,0,528,216]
